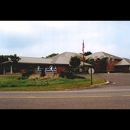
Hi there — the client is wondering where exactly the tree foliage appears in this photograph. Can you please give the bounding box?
[0,54,20,64]
[0,54,21,73]
[69,55,81,69]
[84,51,92,56]
[86,58,94,64]
[46,53,59,58]
[10,54,21,63]
[0,55,8,64]
[100,58,107,72]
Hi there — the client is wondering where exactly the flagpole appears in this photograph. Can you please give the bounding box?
[82,39,84,72]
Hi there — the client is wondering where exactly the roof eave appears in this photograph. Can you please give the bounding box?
[115,64,130,66]
[18,62,51,64]
[1,61,13,64]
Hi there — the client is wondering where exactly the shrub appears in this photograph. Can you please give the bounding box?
[22,71,33,78]
[59,70,75,79]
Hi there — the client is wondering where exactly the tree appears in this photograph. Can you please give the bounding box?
[0,55,9,64]
[9,54,21,73]
[69,55,81,71]
[100,58,107,72]
[86,58,94,64]
[0,55,9,74]
[10,54,21,63]
[46,53,59,58]
[84,51,92,56]
[0,54,20,74]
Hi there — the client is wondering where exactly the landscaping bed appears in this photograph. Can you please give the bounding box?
[0,73,106,91]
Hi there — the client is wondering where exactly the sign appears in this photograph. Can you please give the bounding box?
[88,68,94,74]
[45,65,57,74]
[88,68,94,85]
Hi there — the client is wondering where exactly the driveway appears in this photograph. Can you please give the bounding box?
[77,73,130,86]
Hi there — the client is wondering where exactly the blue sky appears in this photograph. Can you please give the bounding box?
[0,21,130,58]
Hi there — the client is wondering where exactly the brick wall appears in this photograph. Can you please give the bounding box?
[57,65,70,73]
[106,60,119,72]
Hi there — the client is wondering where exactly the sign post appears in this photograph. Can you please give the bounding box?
[88,68,94,85]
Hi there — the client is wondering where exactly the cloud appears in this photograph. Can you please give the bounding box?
[0,21,130,59]
[85,42,117,54]
[0,21,32,34]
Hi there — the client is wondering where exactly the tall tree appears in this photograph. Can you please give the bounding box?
[10,54,21,63]
[9,54,21,73]
[100,58,107,72]
[0,54,20,73]
[69,55,81,70]
[0,55,9,64]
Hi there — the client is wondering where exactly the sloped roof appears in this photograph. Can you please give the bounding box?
[50,52,92,66]
[115,58,130,66]
[85,51,122,60]
[50,52,81,64]
[1,61,12,64]
[2,51,125,66]
[80,61,92,66]
[18,56,52,64]
[1,52,91,66]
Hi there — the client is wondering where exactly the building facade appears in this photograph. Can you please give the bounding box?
[85,52,130,73]
[1,51,130,74]
[0,52,92,75]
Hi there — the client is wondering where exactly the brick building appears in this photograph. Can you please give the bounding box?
[1,51,130,74]
[0,52,92,74]
[85,52,130,73]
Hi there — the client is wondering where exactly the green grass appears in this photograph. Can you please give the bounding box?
[0,75,106,91]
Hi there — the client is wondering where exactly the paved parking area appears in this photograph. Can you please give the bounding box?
[77,73,130,86]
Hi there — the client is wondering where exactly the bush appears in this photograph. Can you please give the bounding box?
[22,71,33,78]
[59,70,75,79]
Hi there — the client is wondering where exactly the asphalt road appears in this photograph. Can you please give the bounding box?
[0,73,130,109]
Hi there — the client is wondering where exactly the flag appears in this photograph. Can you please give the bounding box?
[82,40,85,53]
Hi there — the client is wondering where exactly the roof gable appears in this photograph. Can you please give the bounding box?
[85,51,122,60]
[115,58,130,66]
[50,52,80,64]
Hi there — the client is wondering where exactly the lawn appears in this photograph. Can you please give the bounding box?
[0,75,106,91]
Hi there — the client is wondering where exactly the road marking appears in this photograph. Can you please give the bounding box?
[0,95,112,99]
[1,94,130,99]
[121,95,130,97]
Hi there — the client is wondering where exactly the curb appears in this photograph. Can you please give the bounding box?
[90,80,110,88]
[66,80,110,91]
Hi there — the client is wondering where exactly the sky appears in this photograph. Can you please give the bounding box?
[0,20,130,58]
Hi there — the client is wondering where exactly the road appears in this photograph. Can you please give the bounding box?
[0,73,130,109]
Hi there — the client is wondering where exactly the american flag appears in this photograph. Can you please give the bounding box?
[82,40,85,53]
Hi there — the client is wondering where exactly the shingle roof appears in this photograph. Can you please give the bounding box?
[18,56,52,64]
[115,58,130,66]
[17,52,82,65]
[2,51,125,67]
[50,52,81,64]
[85,51,122,60]
[50,52,92,66]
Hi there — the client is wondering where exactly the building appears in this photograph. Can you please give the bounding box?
[114,58,130,72]
[85,51,130,73]
[1,51,130,74]
[0,52,92,74]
